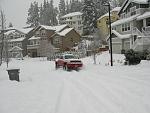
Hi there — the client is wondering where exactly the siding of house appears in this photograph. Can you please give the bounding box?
[97,10,119,40]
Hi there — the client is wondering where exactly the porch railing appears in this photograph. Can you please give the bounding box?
[132,27,144,36]
[132,36,150,50]
[142,26,150,36]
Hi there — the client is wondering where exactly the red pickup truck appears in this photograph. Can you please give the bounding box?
[55,54,83,71]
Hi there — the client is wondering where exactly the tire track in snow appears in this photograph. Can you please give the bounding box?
[65,76,124,113]
[53,79,65,113]
[75,72,150,113]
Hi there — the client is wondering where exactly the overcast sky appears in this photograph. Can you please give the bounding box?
[0,0,62,28]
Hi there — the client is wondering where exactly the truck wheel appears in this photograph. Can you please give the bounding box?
[65,65,69,71]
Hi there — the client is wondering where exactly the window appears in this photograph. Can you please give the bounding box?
[78,21,82,25]
[122,24,125,31]
[130,6,136,16]
[122,23,130,32]
[146,18,150,26]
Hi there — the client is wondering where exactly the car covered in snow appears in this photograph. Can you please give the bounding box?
[55,54,83,71]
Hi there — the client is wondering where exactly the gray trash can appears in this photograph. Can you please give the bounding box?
[7,69,20,82]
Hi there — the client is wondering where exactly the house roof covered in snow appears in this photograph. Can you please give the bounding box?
[4,30,16,35]
[118,0,148,15]
[111,14,140,27]
[39,24,69,32]
[61,12,82,18]
[112,30,132,39]
[40,25,54,30]
[19,28,33,34]
[57,28,74,36]
[29,36,41,40]
[8,37,25,42]
[111,7,121,12]
[98,7,121,20]
[137,12,150,20]
[52,24,68,32]
[9,46,23,52]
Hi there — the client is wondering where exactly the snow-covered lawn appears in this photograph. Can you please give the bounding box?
[0,51,150,113]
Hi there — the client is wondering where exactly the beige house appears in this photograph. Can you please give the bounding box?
[59,12,83,35]
[97,7,120,40]
[110,0,150,53]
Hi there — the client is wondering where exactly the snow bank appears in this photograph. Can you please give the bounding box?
[0,52,150,113]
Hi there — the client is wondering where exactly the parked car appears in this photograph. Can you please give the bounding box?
[55,54,83,71]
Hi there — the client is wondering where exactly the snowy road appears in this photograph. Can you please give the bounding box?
[0,53,150,113]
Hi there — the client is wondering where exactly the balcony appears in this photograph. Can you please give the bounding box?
[27,44,40,50]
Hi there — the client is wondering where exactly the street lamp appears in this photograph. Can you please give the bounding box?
[103,2,113,66]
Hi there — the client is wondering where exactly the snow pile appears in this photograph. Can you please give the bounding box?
[0,52,150,113]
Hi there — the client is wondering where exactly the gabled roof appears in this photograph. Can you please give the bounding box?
[19,28,33,34]
[52,24,68,32]
[57,28,74,36]
[97,7,121,20]
[118,0,148,15]
[29,36,41,40]
[40,25,54,30]
[61,12,82,18]
[38,24,69,32]
[8,37,25,42]
[9,46,23,52]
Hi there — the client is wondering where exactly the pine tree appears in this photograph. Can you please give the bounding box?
[66,0,70,14]
[8,22,13,28]
[59,0,66,16]
[70,0,83,13]
[82,0,97,35]
[27,2,39,27]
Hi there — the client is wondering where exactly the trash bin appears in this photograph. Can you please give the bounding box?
[7,69,20,82]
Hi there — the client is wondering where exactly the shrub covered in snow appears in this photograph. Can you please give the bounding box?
[124,49,141,65]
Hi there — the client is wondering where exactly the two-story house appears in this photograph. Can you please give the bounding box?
[110,0,150,53]
[97,7,121,40]
[27,24,81,57]
[59,12,83,35]
[3,28,33,58]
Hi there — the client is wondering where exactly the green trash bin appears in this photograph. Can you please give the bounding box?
[7,69,20,82]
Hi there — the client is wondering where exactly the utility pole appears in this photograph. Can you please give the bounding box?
[0,10,5,66]
[103,2,113,66]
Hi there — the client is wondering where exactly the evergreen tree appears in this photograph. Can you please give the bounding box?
[27,1,39,27]
[39,0,58,26]
[59,0,66,16]
[66,0,70,14]
[70,0,83,13]
[8,22,13,28]
[82,0,97,35]
[93,0,109,18]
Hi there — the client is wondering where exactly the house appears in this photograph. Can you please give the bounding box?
[59,12,83,35]
[97,7,121,40]
[110,0,150,54]
[27,24,81,57]
[1,28,33,58]
[51,28,81,51]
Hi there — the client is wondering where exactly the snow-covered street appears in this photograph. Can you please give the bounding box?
[0,52,150,113]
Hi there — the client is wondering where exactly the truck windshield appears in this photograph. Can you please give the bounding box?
[65,55,75,59]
